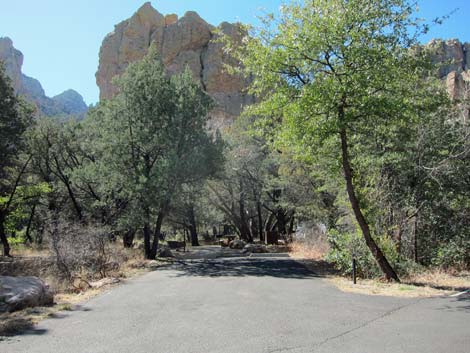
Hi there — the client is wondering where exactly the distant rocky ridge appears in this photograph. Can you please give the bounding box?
[4,4,467,125]
[426,39,470,100]
[0,37,88,118]
[96,2,253,130]
[96,3,470,129]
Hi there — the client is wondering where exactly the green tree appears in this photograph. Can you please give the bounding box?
[228,0,443,281]
[376,89,470,268]
[27,118,89,222]
[86,47,223,259]
[209,117,327,244]
[0,63,34,256]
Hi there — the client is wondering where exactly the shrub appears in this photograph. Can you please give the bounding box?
[326,229,400,278]
[290,223,329,260]
[47,221,118,288]
[432,236,470,270]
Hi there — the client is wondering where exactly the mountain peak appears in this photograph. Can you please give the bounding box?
[0,38,87,118]
[52,89,88,116]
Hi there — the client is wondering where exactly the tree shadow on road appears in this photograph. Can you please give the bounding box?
[451,293,470,313]
[0,304,92,338]
[159,258,327,279]
[404,281,469,293]
[436,292,470,314]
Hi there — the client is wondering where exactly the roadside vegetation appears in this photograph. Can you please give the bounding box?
[0,0,469,329]
[289,233,470,297]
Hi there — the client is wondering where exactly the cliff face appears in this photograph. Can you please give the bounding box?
[426,39,470,100]
[96,2,253,130]
[51,90,89,116]
[0,37,88,118]
[97,3,470,128]
[0,37,23,92]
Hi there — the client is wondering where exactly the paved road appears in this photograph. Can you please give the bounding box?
[1,256,469,353]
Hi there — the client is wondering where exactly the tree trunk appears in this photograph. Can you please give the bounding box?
[413,214,419,263]
[276,208,287,237]
[189,226,198,247]
[60,174,83,221]
[257,199,264,242]
[394,226,402,255]
[239,179,253,242]
[288,212,295,242]
[188,205,199,247]
[264,212,276,245]
[412,188,424,264]
[340,128,400,282]
[123,228,136,248]
[0,212,11,257]
[142,155,153,259]
[143,222,152,259]
[25,204,36,243]
[149,212,165,259]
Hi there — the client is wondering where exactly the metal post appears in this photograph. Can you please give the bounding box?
[352,257,357,285]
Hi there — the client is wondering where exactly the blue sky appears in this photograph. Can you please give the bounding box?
[0,0,468,105]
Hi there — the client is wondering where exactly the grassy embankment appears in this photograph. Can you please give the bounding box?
[288,239,470,298]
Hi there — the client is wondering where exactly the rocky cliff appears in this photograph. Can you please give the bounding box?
[96,2,253,130]
[0,37,23,92]
[426,39,470,100]
[0,37,88,118]
[96,4,469,128]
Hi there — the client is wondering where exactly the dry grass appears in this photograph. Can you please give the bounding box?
[287,238,337,278]
[9,245,51,258]
[328,269,470,298]
[0,303,76,337]
[287,238,469,298]
[288,238,329,261]
[0,253,168,337]
[405,268,470,292]
[0,242,160,337]
[1,259,173,337]
[0,313,36,336]
[329,277,455,298]
[54,288,111,306]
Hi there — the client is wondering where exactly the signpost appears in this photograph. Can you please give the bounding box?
[352,257,357,285]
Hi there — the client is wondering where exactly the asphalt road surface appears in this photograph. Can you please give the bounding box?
[2,256,469,353]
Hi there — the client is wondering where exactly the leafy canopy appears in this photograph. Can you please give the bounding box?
[84,45,223,227]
